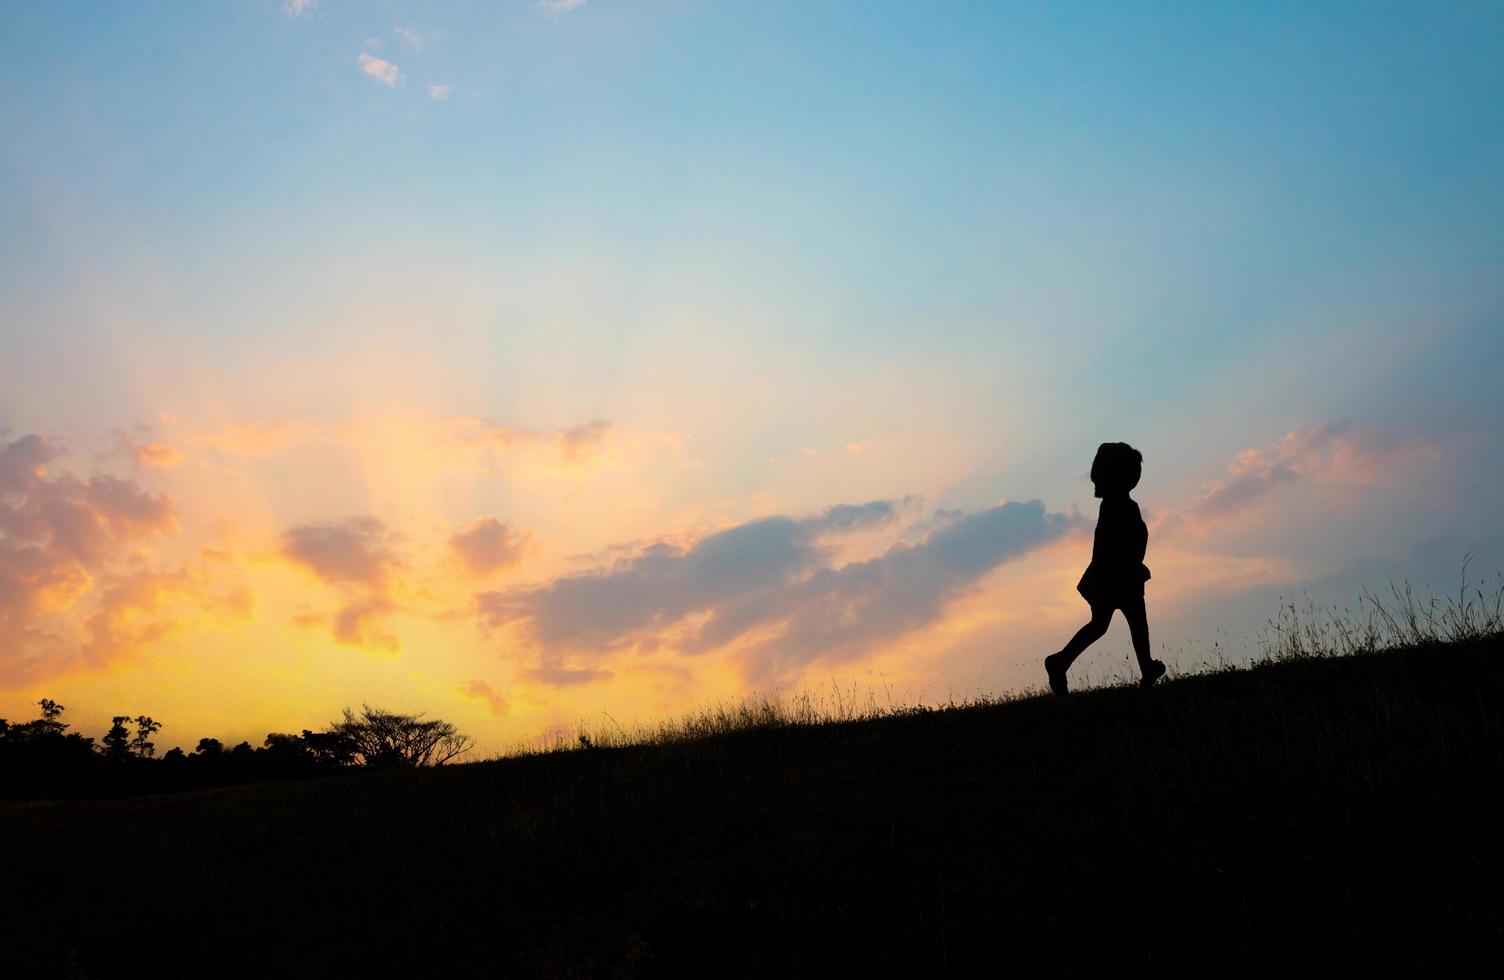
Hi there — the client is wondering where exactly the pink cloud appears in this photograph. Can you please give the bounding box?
[281,517,406,653]
[1163,423,1446,532]
[456,418,612,460]
[84,476,178,541]
[281,517,396,589]
[1,433,186,681]
[449,517,528,578]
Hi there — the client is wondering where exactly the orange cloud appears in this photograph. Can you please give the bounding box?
[459,678,510,717]
[82,570,190,666]
[331,597,401,654]
[1,546,92,618]
[190,420,319,456]
[78,555,257,670]
[128,441,185,470]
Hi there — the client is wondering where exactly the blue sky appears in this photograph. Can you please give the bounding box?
[2,1,1502,747]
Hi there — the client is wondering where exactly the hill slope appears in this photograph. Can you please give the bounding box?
[4,637,1502,977]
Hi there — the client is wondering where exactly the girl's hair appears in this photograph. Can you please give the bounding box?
[1091,442,1142,493]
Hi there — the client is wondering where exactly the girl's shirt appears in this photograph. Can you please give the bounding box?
[1094,496,1147,568]
[1081,496,1151,594]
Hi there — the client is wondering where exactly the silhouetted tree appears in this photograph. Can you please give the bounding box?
[35,698,67,737]
[299,728,357,767]
[2,699,73,743]
[1,699,98,798]
[4,696,471,799]
[102,716,132,761]
[261,732,311,766]
[263,732,297,749]
[131,716,161,758]
[330,705,474,767]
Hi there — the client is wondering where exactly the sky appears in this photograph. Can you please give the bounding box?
[2,1,1502,753]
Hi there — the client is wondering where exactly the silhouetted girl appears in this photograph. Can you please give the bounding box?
[1045,442,1164,695]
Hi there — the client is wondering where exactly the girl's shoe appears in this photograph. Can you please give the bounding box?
[1140,659,1167,688]
[1044,653,1070,697]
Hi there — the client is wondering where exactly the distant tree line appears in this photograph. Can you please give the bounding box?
[0,700,473,800]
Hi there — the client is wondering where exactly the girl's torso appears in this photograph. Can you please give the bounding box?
[1078,497,1150,601]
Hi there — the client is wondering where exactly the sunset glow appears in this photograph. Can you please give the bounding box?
[3,2,1501,753]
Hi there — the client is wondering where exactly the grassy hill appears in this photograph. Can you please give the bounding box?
[3,633,1502,977]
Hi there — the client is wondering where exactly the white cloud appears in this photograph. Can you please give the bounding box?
[427,84,454,101]
[282,0,316,19]
[394,26,424,51]
[536,0,587,13]
[357,52,402,88]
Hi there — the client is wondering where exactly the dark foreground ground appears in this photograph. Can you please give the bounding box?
[4,638,1502,977]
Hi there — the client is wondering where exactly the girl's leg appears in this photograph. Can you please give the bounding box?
[1121,595,1155,674]
[1055,603,1115,669]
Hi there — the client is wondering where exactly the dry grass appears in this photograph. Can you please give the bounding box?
[3,573,1501,977]
[529,562,1504,757]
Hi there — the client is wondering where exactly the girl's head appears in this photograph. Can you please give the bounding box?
[1091,442,1142,498]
